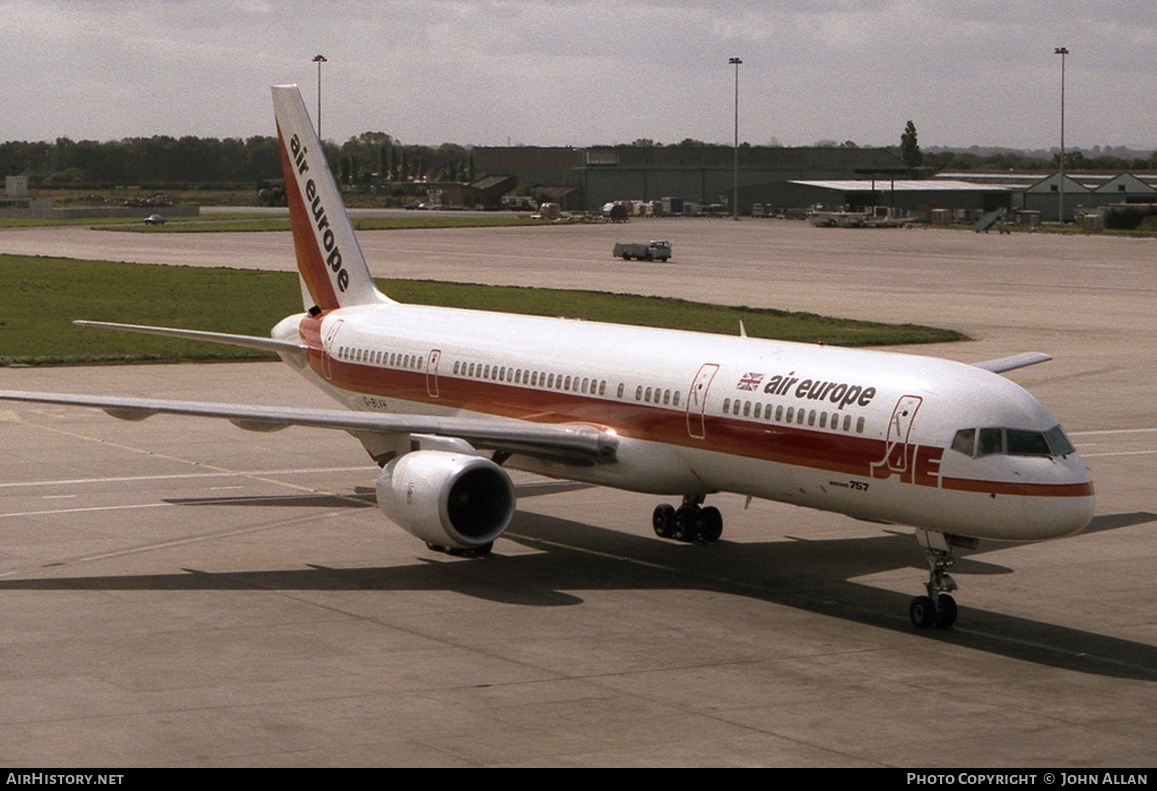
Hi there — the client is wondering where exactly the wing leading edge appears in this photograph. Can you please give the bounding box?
[0,390,618,465]
[972,352,1052,374]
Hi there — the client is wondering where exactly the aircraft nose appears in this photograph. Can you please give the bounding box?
[1022,456,1095,538]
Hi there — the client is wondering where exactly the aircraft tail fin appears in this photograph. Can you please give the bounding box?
[272,84,391,311]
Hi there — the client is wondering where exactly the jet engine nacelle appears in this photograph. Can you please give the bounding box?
[376,450,515,550]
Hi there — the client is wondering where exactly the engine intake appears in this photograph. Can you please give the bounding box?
[376,450,515,550]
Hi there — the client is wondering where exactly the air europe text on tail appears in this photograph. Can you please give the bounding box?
[272,85,390,311]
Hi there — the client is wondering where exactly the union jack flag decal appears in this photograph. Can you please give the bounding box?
[736,372,763,391]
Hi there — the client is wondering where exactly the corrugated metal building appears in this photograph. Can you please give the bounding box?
[473,145,912,212]
[1016,173,1157,221]
[743,179,1009,218]
[935,171,1157,222]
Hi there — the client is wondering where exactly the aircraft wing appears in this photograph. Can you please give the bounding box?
[0,390,618,465]
[972,352,1052,374]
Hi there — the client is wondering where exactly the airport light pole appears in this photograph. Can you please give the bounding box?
[1054,47,1068,224]
[730,57,742,220]
[313,54,328,139]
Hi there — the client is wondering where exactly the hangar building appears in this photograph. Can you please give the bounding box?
[473,145,913,213]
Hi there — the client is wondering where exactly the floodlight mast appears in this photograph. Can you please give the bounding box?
[730,57,742,220]
[1054,47,1068,224]
[312,54,328,139]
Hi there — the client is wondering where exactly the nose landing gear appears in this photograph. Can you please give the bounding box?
[911,530,975,629]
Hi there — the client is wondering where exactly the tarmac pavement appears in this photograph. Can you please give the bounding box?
[0,219,1152,766]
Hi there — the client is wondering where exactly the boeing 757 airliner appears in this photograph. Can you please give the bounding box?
[0,85,1095,629]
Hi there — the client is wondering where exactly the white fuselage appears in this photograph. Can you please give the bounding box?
[272,301,1095,543]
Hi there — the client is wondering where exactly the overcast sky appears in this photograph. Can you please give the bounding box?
[3,0,1154,151]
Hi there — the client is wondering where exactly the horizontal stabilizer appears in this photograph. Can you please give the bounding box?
[74,320,309,356]
[972,352,1052,374]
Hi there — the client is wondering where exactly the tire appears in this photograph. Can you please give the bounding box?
[935,594,958,629]
[672,508,696,542]
[652,504,676,538]
[697,506,723,542]
[910,596,937,629]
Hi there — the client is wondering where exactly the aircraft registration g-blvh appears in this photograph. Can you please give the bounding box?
[0,85,1095,629]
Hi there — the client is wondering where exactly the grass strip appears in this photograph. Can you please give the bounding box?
[0,214,549,232]
[0,255,964,365]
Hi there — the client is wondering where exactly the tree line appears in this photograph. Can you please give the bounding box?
[922,147,1157,172]
[0,133,474,188]
[1,129,1151,189]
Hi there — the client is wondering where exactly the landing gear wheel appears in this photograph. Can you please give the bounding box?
[653,496,723,544]
[697,506,723,543]
[672,507,698,542]
[652,504,676,538]
[934,594,958,629]
[910,595,938,629]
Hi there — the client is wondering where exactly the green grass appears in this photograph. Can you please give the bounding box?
[0,255,964,365]
[0,216,149,229]
[386,280,962,346]
[108,215,547,233]
[0,214,551,232]
[0,257,301,364]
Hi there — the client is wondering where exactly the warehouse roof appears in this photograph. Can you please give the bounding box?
[789,179,1006,192]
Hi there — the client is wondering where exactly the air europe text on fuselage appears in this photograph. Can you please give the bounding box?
[289,132,349,293]
[760,371,877,410]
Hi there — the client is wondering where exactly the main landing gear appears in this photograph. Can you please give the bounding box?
[652,494,723,543]
[909,530,973,629]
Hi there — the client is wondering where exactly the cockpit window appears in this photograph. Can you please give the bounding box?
[977,428,1004,456]
[951,428,975,455]
[951,425,1074,459]
[1045,425,1075,456]
[1006,429,1052,457]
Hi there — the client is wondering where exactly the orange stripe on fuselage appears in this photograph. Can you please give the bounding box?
[940,476,1094,498]
[311,354,1092,499]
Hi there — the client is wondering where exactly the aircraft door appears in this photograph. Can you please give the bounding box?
[873,395,923,475]
[320,318,344,380]
[425,349,442,398]
[686,363,720,439]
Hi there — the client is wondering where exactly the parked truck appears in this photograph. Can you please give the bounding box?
[613,240,672,262]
